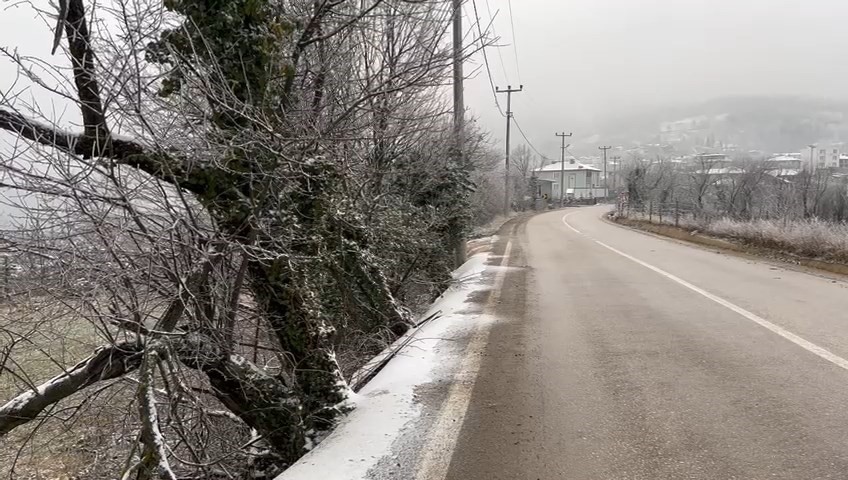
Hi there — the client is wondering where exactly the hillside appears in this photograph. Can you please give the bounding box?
[586,96,848,154]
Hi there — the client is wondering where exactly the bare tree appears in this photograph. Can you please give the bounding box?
[713,159,771,219]
[0,1,483,478]
[510,144,538,209]
[685,155,725,216]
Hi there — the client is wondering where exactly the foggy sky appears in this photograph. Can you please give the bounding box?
[3,0,848,159]
[467,0,848,156]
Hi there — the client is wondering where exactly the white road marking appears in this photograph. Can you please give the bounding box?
[415,240,513,480]
[559,210,848,372]
[561,211,582,234]
[593,241,848,372]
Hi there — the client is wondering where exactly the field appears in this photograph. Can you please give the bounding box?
[0,299,137,479]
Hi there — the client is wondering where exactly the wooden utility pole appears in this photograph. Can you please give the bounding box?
[497,85,523,216]
[556,132,572,206]
[451,0,465,266]
[599,145,612,199]
[452,0,464,148]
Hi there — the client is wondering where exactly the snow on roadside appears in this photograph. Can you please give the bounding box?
[277,243,496,480]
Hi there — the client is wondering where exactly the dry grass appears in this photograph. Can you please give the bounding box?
[0,297,257,479]
[0,299,135,479]
[709,218,848,262]
[621,212,848,264]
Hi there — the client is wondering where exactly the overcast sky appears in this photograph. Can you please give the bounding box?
[3,0,848,159]
[465,0,848,157]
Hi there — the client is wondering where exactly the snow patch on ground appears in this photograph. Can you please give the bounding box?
[277,245,497,480]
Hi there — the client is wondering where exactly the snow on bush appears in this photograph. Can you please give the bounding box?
[630,210,848,260]
[706,218,848,260]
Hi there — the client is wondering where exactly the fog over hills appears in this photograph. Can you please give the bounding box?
[582,96,848,156]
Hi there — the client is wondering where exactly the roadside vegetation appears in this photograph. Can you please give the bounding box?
[616,156,848,264]
[708,217,848,262]
[0,1,515,479]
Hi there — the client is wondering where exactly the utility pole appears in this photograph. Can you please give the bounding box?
[451,0,465,266]
[452,0,464,149]
[808,144,817,173]
[556,132,572,207]
[496,84,523,216]
[611,155,621,196]
[599,146,612,200]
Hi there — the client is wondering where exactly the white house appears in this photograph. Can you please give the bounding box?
[766,154,802,170]
[533,161,606,200]
[800,144,844,170]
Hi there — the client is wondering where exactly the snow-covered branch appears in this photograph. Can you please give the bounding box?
[0,108,207,196]
[0,342,144,436]
[136,352,178,480]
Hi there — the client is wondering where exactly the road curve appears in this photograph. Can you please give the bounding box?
[442,206,848,480]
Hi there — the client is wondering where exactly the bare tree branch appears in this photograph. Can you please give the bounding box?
[63,0,109,139]
[0,342,144,437]
[0,108,206,195]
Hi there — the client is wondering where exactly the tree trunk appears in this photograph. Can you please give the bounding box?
[246,261,348,437]
[176,331,312,463]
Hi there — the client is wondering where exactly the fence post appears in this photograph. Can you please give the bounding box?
[649,201,653,223]
[658,203,663,224]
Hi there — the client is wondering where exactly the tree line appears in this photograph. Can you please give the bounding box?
[621,155,848,223]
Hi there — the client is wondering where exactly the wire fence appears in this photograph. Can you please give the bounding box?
[616,199,706,228]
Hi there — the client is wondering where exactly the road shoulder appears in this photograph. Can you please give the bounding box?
[278,215,534,480]
[606,214,848,282]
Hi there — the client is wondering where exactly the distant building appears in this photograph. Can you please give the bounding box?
[691,153,732,167]
[695,167,746,176]
[576,156,603,170]
[766,169,801,180]
[800,144,843,170]
[534,161,606,200]
[766,154,802,170]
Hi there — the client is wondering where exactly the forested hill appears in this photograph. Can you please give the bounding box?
[588,96,848,153]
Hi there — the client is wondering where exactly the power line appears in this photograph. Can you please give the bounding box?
[473,2,547,166]
[503,0,548,122]
[497,85,523,216]
[506,0,522,84]
[513,114,552,162]
[471,0,506,117]
[484,0,511,85]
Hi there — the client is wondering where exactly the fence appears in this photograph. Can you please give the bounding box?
[617,200,705,228]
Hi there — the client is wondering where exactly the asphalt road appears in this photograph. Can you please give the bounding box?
[442,206,848,480]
